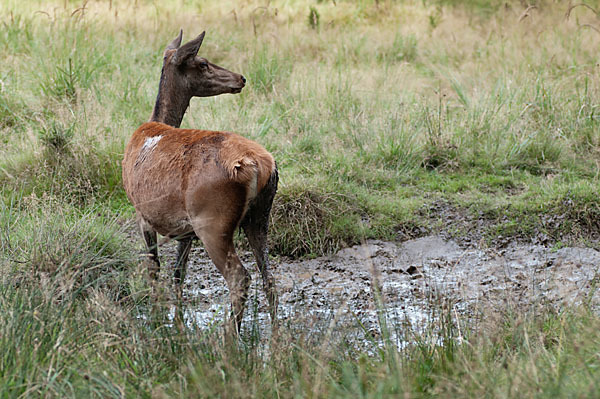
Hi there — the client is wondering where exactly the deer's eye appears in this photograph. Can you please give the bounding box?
[198,60,208,69]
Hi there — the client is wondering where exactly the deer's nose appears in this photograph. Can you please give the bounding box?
[241,76,246,84]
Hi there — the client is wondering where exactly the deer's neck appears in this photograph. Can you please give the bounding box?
[149,68,191,128]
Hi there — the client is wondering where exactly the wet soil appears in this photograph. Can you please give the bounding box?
[148,233,600,345]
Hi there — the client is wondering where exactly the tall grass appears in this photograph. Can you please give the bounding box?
[0,2,599,395]
[0,198,598,398]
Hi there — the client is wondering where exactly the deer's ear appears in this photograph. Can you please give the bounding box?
[172,31,205,65]
[164,29,183,56]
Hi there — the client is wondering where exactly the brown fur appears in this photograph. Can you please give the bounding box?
[122,122,275,237]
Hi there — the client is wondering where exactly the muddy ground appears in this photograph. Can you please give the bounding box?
[142,232,600,346]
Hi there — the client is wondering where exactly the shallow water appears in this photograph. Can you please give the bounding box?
[155,235,600,347]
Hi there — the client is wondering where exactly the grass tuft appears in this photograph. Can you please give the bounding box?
[271,185,366,257]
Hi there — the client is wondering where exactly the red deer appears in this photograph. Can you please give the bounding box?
[122,30,278,332]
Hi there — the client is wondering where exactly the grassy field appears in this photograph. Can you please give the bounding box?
[1,0,600,397]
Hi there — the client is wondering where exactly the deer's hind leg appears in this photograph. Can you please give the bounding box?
[190,194,251,333]
[241,168,278,324]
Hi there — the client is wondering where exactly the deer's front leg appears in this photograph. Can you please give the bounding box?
[139,216,160,280]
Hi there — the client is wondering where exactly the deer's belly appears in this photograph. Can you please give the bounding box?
[132,191,194,237]
[143,214,194,238]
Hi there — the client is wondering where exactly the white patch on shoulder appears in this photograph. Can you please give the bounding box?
[136,135,162,166]
[143,135,162,151]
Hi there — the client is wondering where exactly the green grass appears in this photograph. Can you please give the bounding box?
[1,204,599,398]
[0,0,600,397]
[1,0,599,254]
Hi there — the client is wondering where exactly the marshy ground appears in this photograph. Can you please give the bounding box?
[151,226,600,347]
[2,0,600,396]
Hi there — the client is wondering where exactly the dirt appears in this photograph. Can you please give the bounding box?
[150,234,600,346]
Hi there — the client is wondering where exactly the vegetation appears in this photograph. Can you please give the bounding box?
[0,0,599,397]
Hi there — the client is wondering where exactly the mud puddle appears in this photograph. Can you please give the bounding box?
[153,236,600,347]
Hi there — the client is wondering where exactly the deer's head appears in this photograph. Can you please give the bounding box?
[162,30,246,98]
